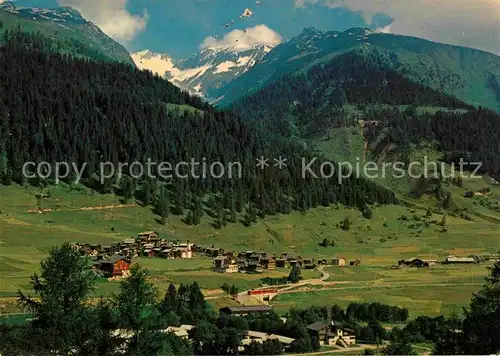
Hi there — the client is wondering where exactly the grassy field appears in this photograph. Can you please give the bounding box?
[0,181,499,317]
[324,264,486,285]
[271,283,480,317]
[270,263,489,318]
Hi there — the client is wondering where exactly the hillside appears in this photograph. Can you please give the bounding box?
[232,50,472,137]
[218,27,500,111]
[0,2,134,65]
[230,47,500,219]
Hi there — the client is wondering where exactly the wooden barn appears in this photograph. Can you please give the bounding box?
[100,256,131,277]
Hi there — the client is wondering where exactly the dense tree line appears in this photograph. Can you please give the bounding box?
[400,315,458,344]
[0,32,397,224]
[345,302,409,323]
[232,50,471,138]
[365,107,500,178]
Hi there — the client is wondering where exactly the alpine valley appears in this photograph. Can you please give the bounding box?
[2,3,500,356]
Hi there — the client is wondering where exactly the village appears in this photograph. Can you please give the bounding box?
[72,230,365,278]
[72,231,498,280]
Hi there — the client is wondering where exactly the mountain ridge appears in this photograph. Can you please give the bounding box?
[0,1,134,65]
[217,27,500,111]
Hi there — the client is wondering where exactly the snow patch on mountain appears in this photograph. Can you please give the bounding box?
[132,43,275,99]
[175,65,212,82]
[214,61,237,74]
[131,50,178,77]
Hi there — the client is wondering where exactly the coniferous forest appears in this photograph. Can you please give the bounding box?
[0,30,397,224]
[364,107,500,179]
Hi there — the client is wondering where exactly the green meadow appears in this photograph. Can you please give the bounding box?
[271,283,480,317]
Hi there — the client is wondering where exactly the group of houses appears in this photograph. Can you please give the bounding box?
[72,230,364,277]
[212,252,361,274]
[398,254,500,268]
[219,306,356,350]
[72,231,195,277]
[306,321,356,347]
[113,316,297,353]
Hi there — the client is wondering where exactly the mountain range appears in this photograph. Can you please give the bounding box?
[3,1,498,112]
[135,27,500,112]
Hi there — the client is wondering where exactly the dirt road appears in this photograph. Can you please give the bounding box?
[27,203,136,213]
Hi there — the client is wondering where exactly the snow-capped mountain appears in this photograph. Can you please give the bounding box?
[131,44,273,99]
[0,2,134,65]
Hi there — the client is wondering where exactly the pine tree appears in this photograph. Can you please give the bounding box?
[140,178,156,206]
[288,265,302,283]
[119,175,136,202]
[114,265,168,355]
[18,243,98,354]
[155,185,170,225]
[161,283,178,312]
[229,196,237,223]
[458,257,500,354]
[342,217,352,230]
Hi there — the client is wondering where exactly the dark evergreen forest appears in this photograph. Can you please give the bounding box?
[364,108,500,179]
[0,30,397,224]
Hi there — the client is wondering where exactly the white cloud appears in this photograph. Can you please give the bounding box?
[294,0,319,7]
[375,24,392,34]
[201,24,282,52]
[295,0,500,55]
[57,0,149,43]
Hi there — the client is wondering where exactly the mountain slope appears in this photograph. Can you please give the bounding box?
[231,48,500,182]
[132,44,273,98]
[232,50,472,137]
[219,27,500,111]
[0,2,134,65]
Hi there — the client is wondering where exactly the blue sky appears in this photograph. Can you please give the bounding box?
[13,0,500,58]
